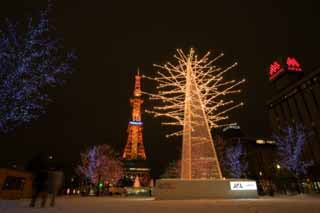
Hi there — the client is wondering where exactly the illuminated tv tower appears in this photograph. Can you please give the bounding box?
[122,70,147,160]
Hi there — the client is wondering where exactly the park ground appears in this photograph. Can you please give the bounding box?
[1,195,320,213]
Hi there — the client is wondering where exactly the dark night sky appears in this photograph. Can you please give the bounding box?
[1,0,320,176]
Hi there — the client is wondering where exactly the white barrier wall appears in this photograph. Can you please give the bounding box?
[154,179,258,200]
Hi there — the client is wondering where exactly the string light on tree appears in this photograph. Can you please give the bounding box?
[143,48,245,179]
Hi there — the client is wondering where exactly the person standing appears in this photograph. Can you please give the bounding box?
[27,153,49,208]
[29,169,49,207]
[48,168,64,207]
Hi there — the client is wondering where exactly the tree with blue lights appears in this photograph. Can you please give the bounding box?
[220,142,247,178]
[273,123,312,183]
[0,10,75,132]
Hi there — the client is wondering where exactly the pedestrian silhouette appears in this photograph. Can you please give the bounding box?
[26,153,49,208]
[48,166,64,207]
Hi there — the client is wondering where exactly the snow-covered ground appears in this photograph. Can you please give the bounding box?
[1,195,320,213]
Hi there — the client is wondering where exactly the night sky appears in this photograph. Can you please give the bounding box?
[1,0,320,177]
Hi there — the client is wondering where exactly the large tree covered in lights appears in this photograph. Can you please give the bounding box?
[0,10,75,133]
[144,49,245,179]
[77,144,124,185]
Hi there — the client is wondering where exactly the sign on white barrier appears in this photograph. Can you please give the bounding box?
[229,181,257,191]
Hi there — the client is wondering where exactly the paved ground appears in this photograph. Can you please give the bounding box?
[1,195,320,213]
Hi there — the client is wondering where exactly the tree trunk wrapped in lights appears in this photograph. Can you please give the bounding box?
[144,49,245,179]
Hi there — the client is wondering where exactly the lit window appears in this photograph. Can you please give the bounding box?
[256,140,265,144]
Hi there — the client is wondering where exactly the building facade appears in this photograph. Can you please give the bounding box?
[267,58,320,178]
[215,127,277,180]
[0,168,32,199]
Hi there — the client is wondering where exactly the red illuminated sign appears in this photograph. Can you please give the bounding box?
[269,61,284,80]
[286,57,302,72]
[269,57,302,81]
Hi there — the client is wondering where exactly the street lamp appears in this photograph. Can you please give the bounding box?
[276,164,281,170]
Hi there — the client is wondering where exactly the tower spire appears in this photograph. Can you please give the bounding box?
[134,68,142,98]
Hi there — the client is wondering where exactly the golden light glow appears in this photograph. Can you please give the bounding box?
[143,48,245,137]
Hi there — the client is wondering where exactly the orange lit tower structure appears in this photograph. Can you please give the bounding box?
[122,71,147,160]
[122,71,149,185]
